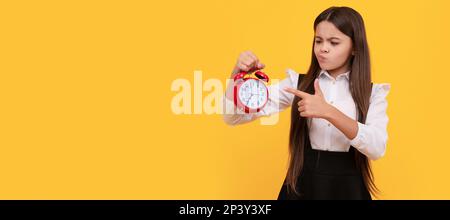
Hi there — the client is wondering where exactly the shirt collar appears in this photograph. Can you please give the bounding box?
[319,69,350,81]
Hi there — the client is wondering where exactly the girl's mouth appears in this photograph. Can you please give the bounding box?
[317,55,327,62]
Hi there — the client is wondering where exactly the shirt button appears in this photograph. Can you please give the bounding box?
[330,101,334,104]
[332,81,336,85]
[328,123,331,127]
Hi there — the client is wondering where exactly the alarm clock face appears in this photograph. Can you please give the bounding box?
[238,79,268,110]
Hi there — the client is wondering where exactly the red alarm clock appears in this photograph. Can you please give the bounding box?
[233,71,270,113]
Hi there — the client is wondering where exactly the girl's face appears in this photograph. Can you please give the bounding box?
[314,21,354,75]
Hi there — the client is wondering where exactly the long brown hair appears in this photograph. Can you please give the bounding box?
[286,6,378,197]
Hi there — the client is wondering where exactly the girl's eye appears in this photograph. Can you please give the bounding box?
[315,40,322,44]
[331,42,339,46]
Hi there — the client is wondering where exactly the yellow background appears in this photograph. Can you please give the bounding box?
[1,0,449,199]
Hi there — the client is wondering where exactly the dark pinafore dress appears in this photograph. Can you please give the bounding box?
[277,74,372,200]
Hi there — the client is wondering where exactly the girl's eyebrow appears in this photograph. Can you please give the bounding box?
[315,36,341,40]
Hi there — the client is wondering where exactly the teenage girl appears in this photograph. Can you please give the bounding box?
[223,6,390,200]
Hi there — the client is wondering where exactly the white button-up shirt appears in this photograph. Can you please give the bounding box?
[223,68,391,160]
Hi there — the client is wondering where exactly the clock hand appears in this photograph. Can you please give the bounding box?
[246,95,254,105]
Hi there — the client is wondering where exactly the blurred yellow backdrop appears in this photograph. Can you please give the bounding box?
[1,0,449,199]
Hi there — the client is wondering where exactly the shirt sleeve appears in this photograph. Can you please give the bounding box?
[349,83,391,160]
[222,69,299,126]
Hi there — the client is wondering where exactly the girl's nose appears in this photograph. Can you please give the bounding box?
[320,45,329,53]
